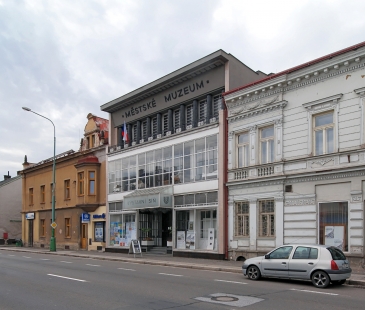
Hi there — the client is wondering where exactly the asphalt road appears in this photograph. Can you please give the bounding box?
[1,249,364,310]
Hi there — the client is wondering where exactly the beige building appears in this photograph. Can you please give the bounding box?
[21,113,108,251]
[223,41,365,267]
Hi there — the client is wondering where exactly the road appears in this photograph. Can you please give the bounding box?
[0,249,364,309]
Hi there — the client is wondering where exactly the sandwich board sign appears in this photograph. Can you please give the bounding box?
[129,239,142,257]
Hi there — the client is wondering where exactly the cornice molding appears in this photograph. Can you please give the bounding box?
[354,87,365,96]
[302,94,342,110]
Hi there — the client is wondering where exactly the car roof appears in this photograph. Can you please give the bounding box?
[283,244,329,248]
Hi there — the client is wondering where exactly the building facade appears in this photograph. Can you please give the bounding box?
[223,41,365,267]
[21,114,108,251]
[101,50,266,258]
[0,173,22,244]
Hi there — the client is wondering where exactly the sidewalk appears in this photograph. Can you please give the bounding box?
[1,246,364,287]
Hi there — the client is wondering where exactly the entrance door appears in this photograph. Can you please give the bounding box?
[28,220,33,247]
[81,223,87,249]
[161,211,172,246]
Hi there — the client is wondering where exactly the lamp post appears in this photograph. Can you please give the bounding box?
[22,107,57,251]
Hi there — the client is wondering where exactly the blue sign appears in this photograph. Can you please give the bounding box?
[81,213,90,223]
[93,213,106,219]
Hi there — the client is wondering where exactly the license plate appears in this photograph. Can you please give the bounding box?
[342,263,349,269]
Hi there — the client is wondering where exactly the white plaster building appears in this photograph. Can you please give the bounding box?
[223,41,365,268]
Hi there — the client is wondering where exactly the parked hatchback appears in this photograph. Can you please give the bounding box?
[242,244,351,288]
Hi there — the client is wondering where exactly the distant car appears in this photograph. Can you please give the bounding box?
[242,244,351,288]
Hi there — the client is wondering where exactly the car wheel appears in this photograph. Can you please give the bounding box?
[332,279,346,285]
[247,265,261,281]
[311,271,330,288]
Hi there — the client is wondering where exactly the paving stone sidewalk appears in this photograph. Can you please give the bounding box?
[1,246,364,287]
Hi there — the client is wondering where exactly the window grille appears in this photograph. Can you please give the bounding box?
[142,121,147,140]
[259,200,275,237]
[213,94,221,118]
[235,201,249,236]
[132,124,137,142]
[174,109,180,130]
[163,113,169,134]
[152,117,157,137]
[186,105,192,126]
[199,99,207,122]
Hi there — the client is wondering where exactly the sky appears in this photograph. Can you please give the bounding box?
[1,0,365,179]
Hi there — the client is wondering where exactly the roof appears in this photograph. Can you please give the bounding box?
[223,40,365,97]
[0,175,21,188]
[100,50,233,113]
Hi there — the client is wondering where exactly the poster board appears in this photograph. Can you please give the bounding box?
[325,226,344,250]
[176,231,186,249]
[186,231,195,250]
[207,228,214,250]
[129,239,142,257]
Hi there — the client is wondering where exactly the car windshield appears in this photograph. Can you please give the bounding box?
[327,247,346,260]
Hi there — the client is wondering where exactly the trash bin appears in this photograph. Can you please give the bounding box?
[15,239,23,247]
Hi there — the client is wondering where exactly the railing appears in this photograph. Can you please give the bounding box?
[234,170,248,180]
[257,166,274,176]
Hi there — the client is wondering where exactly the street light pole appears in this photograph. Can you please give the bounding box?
[22,107,57,251]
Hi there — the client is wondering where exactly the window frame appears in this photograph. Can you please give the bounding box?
[88,171,96,195]
[260,125,275,164]
[65,218,71,238]
[40,219,46,237]
[78,172,85,196]
[235,201,250,237]
[64,179,70,200]
[40,185,45,204]
[236,132,250,168]
[29,188,34,205]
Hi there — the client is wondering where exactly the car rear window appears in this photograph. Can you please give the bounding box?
[327,247,346,260]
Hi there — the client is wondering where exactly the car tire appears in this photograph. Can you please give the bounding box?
[311,271,330,288]
[247,265,261,281]
[332,279,346,285]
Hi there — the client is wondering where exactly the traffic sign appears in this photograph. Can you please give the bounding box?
[51,222,57,229]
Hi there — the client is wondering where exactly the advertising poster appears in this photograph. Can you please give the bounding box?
[176,231,186,249]
[94,222,104,242]
[110,222,124,246]
[186,231,195,250]
[325,226,344,250]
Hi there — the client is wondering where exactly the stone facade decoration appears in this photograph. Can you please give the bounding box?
[223,41,365,267]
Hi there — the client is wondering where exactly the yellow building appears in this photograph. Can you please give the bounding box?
[21,113,108,251]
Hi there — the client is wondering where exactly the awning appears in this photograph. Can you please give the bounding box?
[123,185,173,210]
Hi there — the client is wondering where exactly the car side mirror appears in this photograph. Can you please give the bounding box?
[265,254,270,259]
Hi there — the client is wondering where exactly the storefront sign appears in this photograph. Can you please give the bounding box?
[25,212,35,220]
[129,239,142,257]
[124,194,172,210]
[93,213,106,219]
[94,222,104,242]
[176,231,186,249]
[81,213,90,223]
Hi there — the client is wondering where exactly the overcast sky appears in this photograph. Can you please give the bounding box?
[1,0,365,179]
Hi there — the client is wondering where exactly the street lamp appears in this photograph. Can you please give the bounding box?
[22,107,57,251]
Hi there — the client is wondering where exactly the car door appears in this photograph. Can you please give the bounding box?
[288,246,319,279]
[261,246,293,277]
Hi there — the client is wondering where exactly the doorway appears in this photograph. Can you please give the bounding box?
[28,220,33,247]
[81,223,87,249]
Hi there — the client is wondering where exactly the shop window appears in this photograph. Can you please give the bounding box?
[237,132,250,168]
[40,219,45,237]
[319,202,348,251]
[259,200,275,237]
[29,188,33,205]
[260,126,274,164]
[109,201,123,212]
[314,112,334,155]
[40,185,45,203]
[94,222,104,242]
[88,171,95,195]
[65,218,71,238]
[200,210,216,238]
[78,172,84,195]
[176,210,189,232]
[64,179,70,199]
[235,201,249,237]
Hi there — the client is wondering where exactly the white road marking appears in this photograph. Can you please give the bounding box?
[118,268,136,271]
[8,255,15,256]
[40,258,50,261]
[60,261,72,264]
[23,256,31,258]
[158,273,183,277]
[290,289,338,296]
[214,279,247,285]
[86,264,100,267]
[47,274,87,282]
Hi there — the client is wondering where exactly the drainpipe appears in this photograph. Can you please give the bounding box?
[222,96,229,260]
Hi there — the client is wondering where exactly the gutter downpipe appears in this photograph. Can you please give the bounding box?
[222,96,229,260]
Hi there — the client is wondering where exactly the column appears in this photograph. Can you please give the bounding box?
[275,198,284,246]
[249,200,257,251]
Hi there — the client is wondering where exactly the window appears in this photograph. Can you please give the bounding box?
[40,185,45,203]
[163,113,169,135]
[40,219,45,237]
[237,132,250,167]
[235,201,249,237]
[87,136,90,149]
[88,171,95,195]
[186,104,192,126]
[78,172,84,195]
[64,180,70,199]
[174,109,180,130]
[92,134,96,148]
[260,126,274,164]
[213,94,221,118]
[110,214,136,247]
[268,246,293,259]
[319,202,348,251]
[132,123,137,142]
[122,155,137,191]
[199,99,207,123]
[293,246,318,259]
[259,200,275,237]
[152,117,157,137]
[314,112,334,155]
[142,120,147,140]
[65,218,71,238]
[29,188,33,205]
[200,210,216,239]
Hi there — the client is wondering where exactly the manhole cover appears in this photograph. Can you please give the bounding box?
[211,296,239,302]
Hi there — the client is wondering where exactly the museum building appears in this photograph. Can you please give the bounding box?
[223,41,365,266]
[101,50,266,258]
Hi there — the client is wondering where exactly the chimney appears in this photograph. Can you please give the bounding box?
[3,171,11,180]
